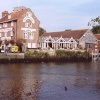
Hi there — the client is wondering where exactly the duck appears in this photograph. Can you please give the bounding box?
[65,86,67,91]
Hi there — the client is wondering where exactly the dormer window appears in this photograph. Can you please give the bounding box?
[11,21,14,26]
[8,15,11,19]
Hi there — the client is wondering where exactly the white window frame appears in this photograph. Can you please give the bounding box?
[8,15,11,19]
[10,31,13,36]
[28,43,31,48]
[29,32,34,39]
[32,43,36,48]
[11,21,14,26]
[25,22,32,28]
[5,23,7,27]
[24,32,28,39]
[26,12,32,17]
[25,23,28,27]
[29,23,32,27]
[5,32,7,37]
[3,23,7,27]
[3,23,5,27]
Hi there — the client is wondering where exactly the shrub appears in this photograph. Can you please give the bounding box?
[10,40,15,45]
[55,50,90,58]
[25,50,50,59]
[5,40,10,45]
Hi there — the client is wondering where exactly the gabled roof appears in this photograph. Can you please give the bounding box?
[38,36,77,43]
[56,36,66,42]
[0,8,29,23]
[41,29,88,40]
[45,36,55,42]
[68,37,77,43]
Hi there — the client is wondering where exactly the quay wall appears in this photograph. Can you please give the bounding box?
[0,50,92,63]
[0,53,24,59]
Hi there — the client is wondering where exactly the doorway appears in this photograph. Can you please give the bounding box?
[48,42,52,48]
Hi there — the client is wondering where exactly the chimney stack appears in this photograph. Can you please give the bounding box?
[13,6,26,12]
[2,11,9,17]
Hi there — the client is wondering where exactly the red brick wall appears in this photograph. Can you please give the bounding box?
[17,9,40,47]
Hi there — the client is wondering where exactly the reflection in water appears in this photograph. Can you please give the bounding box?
[10,64,25,100]
[0,61,100,100]
[74,78,89,89]
[0,64,42,100]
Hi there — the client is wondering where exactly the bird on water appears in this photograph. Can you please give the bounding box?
[65,86,67,91]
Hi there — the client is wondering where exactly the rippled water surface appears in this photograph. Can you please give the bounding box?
[0,61,100,100]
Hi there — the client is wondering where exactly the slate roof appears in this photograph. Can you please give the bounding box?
[41,29,88,40]
[0,8,29,23]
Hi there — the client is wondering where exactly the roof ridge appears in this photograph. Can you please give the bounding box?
[46,31,65,33]
[71,29,88,31]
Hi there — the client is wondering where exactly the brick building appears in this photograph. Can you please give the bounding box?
[95,34,100,52]
[0,6,39,52]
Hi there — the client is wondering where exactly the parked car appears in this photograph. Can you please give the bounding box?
[11,46,18,53]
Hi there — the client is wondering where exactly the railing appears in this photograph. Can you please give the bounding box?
[92,52,100,60]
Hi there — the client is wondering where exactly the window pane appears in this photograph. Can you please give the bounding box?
[11,21,13,26]
[28,43,31,48]
[32,43,36,48]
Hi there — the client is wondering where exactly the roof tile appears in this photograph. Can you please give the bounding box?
[0,8,28,23]
[41,29,88,39]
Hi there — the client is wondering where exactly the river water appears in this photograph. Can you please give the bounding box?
[0,61,100,100]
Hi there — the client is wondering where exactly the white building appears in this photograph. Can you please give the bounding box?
[38,29,97,50]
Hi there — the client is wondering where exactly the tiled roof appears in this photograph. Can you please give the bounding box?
[41,29,88,40]
[94,34,100,40]
[0,8,29,23]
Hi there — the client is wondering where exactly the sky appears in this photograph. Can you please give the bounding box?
[0,0,100,32]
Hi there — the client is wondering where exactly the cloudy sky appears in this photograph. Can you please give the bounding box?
[0,0,100,32]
